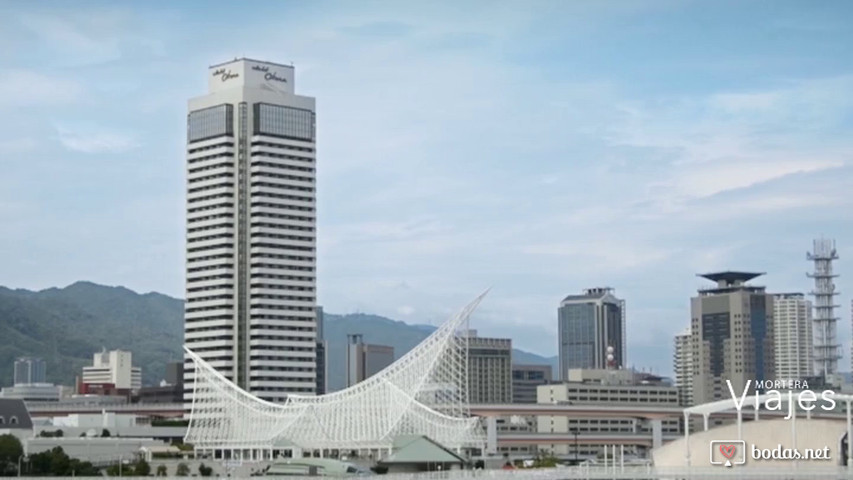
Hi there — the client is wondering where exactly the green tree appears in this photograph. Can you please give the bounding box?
[156,464,168,476]
[101,429,111,438]
[0,434,23,476]
[198,463,213,476]
[134,458,151,476]
[176,462,190,476]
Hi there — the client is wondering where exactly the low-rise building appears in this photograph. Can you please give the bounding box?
[511,364,552,404]
[536,369,679,459]
[0,383,63,402]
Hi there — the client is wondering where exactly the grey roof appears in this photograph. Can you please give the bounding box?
[0,398,33,429]
[380,435,465,465]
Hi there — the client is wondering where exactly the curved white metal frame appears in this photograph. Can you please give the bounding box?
[184,292,488,452]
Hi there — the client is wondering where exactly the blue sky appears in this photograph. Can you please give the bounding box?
[1,0,852,375]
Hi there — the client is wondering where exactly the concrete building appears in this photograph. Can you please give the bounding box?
[346,335,394,387]
[14,357,46,385]
[511,364,552,404]
[558,288,626,379]
[673,328,692,406]
[773,293,813,381]
[0,384,62,402]
[467,332,512,404]
[316,306,327,395]
[691,272,775,405]
[536,370,679,458]
[183,58,318,403]
[81,349,142,391]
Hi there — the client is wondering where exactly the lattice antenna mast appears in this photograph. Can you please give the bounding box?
[807,238,840,377]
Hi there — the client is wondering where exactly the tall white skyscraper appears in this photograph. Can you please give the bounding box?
[772,293,813,381]
[184,58,317,403]
[672,328,692,406]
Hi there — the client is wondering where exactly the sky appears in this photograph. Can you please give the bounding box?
[1,0,852,376]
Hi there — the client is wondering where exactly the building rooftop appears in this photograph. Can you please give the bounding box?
[561,287,617,303]
[209,57,294,69]
[698,271,764,285]
[0,398,34,429]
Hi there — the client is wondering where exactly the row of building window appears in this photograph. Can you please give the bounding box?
[251,181,314,193]
[189,172,234,185]
[187,140,234,156]
[250,141,314,154]
[188,162,235,176]
[251,160,315,174]
[189,183,235,194]
[251,152,314,165]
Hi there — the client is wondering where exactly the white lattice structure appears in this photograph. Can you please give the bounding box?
[184,293,488,457]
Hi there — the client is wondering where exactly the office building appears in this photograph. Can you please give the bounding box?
[773,293,813,381]
[81,349,142,391]
[511,364,552,404]
[691,272,775,405]
[557,288,626,379]
[673,328,693,406]
[536,370,678,458]
[14,357,46,385]
[183,58,318,403]
[316,306,327,395]
[346,335,394,387]
[467,331,512,404]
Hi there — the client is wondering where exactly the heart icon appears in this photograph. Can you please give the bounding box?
[719,444,736,459]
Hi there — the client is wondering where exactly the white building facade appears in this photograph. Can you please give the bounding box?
[81,350,141,390]
[772,293,813,380]
[673,328,692,406]
[184,58,317,403]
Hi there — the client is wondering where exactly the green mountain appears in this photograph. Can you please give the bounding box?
[0,281,183,387]
[0,282,553,390]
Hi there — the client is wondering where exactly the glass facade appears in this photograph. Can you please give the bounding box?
[188,104,233,142]
[701,313,731,376]
[750,295,769,383]
[559,303,597,370]
[254,103,315,141]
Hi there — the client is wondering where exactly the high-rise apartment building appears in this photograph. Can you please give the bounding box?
[557,288,625,379]
[13,357,46,386]
[673,328,693,406]
[183,58,317,403]
[511,364,552,404]
[772,293,813,380]
[467,332,512,404]
[691,272,775,404]
[346,335,394,387]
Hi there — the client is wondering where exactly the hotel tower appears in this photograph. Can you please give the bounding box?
[184,58,317,403]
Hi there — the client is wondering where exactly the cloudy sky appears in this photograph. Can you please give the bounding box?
[2,0,852,375]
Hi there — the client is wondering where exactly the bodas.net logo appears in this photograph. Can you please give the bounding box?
[710,440,746,467]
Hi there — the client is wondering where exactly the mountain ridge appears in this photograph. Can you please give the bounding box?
[0,281,555,390]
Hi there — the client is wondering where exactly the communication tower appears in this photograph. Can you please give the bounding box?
[807,238,840,377]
